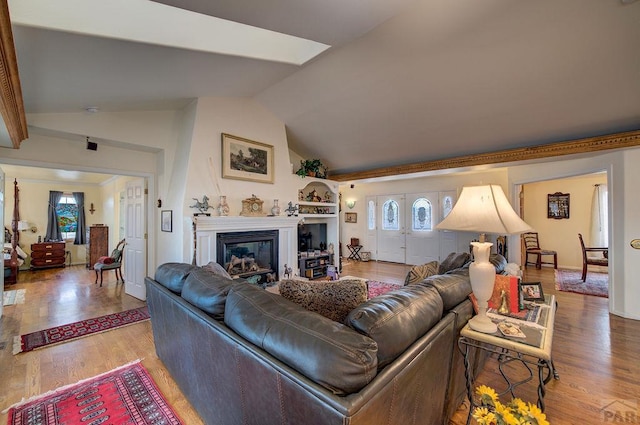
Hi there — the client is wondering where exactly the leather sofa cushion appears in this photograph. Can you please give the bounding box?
[181,268,238,320]
[154,263,197,294]
[225,284,378,395]
[421,270,472,312]
[279,278,367,323]
[346,284,443,368]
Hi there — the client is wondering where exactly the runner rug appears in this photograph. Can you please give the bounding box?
[4,359,183,425]
[554,269,608,298]
[3,289,26,306]
[13,306,150,354]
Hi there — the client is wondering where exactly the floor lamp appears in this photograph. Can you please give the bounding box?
[436,185,532,333]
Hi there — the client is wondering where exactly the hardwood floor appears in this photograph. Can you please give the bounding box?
[1,262,638,424]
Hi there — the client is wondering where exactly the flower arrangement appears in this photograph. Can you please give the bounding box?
[472,385,550,425]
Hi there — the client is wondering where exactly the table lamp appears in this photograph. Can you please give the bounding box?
[436,185,532,333]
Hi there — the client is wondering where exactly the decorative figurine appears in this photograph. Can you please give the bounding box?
[498,290,510,314]
[285,202,299,217]
[283,264,292,279]
[190,196,213,215]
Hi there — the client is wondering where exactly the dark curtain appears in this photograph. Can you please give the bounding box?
[46,191,63,241]
[73,192,87,245]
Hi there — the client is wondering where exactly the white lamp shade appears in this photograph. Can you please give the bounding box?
[435,184,532,235]
[17,220,29,231]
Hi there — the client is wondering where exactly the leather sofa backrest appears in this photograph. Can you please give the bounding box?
[346,284,443,368]
[154,262,197,294]
[421,270,472,312]
[224,283,379,396]
[181,268,239,320]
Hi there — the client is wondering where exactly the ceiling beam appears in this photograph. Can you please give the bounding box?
[329,129,640,182]
[0,0,28,148]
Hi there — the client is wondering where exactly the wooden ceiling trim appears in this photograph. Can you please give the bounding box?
[329,129,640,182]
[0,0,28,148]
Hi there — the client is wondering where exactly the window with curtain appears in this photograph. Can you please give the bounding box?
[56,194,78,240]
[590,184,608,248]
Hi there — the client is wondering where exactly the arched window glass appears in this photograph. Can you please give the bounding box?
[382,200,399,230]
[367,200,376,230]
[412,198,432,231]
[442,195,453,220]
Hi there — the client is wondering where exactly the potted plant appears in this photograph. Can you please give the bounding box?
[296,159,326,178]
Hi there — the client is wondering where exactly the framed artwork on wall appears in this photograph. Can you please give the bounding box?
[161,210,172,232]
[547,192,570,219]
[222,133,274,184]
[345,212,357,223]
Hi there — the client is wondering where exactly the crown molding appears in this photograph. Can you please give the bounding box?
[0,0,28,148]
[330,129,640,182]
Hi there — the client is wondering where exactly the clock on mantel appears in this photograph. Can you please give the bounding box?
[240,195,267,217]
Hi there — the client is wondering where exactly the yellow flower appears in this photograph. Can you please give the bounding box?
[472,406,497,424]
[476,384,499,405]
[526,403,549,425]
[494,401,519,425]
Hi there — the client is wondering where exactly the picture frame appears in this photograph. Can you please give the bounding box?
[547,192,570,219]
[222,133,274,184]
[520,282,544,302]
[345,212,357,223]
[161,210,172,232]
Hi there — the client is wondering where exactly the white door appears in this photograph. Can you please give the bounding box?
[364,196,377,260]
[438,191,458,260]
[405,192,439,265]
[124,178,147,300]
[376,194,405,263]
[0,168,4,318]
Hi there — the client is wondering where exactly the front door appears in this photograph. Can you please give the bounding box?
[124,178,147,300]
[405,192,439,265]
[376,194,405,263]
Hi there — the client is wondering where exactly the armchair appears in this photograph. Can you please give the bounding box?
[578,233,608,282]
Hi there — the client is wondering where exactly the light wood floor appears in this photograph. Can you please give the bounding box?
[1,263,638,424]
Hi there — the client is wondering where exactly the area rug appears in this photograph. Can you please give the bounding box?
[13,306,150,354]
[555,269,608,298]
[5,359,183,425]
[3,289,25,306]
[367,280,402,298]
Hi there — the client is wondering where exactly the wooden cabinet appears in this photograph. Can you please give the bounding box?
[86,225,109,269]
[30,242,66,269]
[299,254,330,279]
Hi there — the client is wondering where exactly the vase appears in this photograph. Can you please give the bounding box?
[271,199,281,216]
[217,195,230,216]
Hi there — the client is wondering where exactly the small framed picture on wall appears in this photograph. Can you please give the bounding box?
[345,212,357,223]
[161,210,173,232]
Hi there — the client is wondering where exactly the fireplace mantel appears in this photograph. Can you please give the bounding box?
[194,216,301,277]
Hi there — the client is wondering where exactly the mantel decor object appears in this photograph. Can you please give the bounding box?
[240,195,267,217]
[190,196,213,216]
[217,195,230,216]
[436,185,532,334]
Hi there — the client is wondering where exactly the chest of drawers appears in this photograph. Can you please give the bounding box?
[30,242,66,269]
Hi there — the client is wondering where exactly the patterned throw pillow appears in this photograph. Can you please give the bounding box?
[438,252,471,274]
[404,261,439,285]
[279,279,368,323]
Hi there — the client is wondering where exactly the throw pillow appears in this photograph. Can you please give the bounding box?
[201,261,232,280]
[438,252,471,274]
[279,279,368,323]
[404,261,439,285]
[98,256,114,265]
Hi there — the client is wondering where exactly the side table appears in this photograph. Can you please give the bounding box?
[346,244,363,261]
[458,295,559,424]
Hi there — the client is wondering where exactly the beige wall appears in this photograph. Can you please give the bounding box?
[523,173,607,270]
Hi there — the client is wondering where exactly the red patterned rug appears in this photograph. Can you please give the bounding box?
[6,360,183,425]
[13,306,150,354]
[367,280,403,298]
[555,269,608,298]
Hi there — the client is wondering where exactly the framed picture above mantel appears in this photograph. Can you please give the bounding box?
[547,192,570,219]
[222,133,274,184]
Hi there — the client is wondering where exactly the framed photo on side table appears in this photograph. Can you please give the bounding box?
[161,210,172,232]
[520,282,544,302]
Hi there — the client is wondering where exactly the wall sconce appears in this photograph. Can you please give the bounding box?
[18,220,37,233]
[346,200,356,209]
[89,203,95,214]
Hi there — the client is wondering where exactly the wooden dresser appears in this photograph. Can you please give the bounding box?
[30,242,66,269]
[86,225,109,269]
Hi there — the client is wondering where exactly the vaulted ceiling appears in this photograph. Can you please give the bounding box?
[4,0,640,178]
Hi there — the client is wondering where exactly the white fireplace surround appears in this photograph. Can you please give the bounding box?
[194,216,301,277]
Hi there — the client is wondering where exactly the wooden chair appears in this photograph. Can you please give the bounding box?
[522,232,557,269]
[94,239,126,286]
[578,233,608,282]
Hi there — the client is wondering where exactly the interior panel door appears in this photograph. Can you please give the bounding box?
[124,178,147,300]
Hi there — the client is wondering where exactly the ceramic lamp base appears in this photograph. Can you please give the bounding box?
[468,314,498,334]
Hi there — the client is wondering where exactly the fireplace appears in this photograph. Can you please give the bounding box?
[217,230,278,284]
